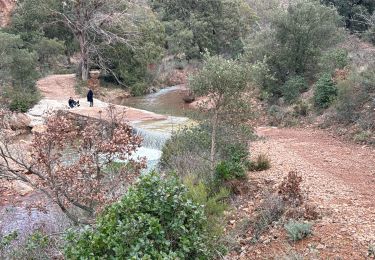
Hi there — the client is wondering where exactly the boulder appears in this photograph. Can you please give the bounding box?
[31,124,48,134]
[183,95,195,103]
[8,113,31,131]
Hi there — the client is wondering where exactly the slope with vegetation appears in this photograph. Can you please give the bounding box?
[0,0,375,258]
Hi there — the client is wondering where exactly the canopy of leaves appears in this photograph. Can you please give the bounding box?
[245,0,342,98]
[189,55,250,122]
[65,172,213,259]
[99,9,165,87]
[321,0,375,32]
[150,0,255,59]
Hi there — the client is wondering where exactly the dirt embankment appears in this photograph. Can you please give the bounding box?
[0,0,16,27]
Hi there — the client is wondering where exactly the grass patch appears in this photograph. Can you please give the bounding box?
[248,153,271,171]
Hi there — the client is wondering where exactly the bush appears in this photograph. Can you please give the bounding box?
[284,220,312,242]
[215,160,246,181]
[278,171,303,206]
[184,178,229,254]
[282,76,308,104]
[252,195,285,239]
[314,73,338,109]
[7,89,41,112]
[369,244,375,258]
[215,144,250,182]
[248,153,271,171]
[160,125,211,178]
[293,101,309,117]
[65,172,215,259]
[161,124,253,181]
[130,81,149,96]
[319,49,349,74]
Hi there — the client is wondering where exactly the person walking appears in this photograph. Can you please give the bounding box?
[87,89,94,107]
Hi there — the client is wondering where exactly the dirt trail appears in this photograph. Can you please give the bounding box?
[246,126,375,258]
[34,74,167,122]
[37,74,78,100]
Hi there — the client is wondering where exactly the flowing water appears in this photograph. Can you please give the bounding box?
[111,85,191,117]
[113,85,195,170]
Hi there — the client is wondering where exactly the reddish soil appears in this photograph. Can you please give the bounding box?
[37,74,78,101]
[228,126,375,259]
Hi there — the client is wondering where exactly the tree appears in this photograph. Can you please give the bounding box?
[321,0,375,33]
[11,0,155,81]
[0,107,146,224]
[0,31,39,88]
[244,0,342,98]
[150,0,254,59]
[9,0,74,66]
[189,55,250,176]
[97,8,165,87]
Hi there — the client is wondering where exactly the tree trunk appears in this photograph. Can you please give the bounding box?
[210,110,219,177]
[81,58,89,81]
[78,32,89,81]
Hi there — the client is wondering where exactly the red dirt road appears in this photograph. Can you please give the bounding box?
[243,127,375,259]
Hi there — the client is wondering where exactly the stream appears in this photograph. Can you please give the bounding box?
[113,85,194,170]
[0,85,193,243]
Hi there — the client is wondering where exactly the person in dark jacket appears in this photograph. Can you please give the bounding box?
[68,97,80,108]
[87,89,94,107]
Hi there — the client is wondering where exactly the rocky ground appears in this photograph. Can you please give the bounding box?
[227,126,375,259]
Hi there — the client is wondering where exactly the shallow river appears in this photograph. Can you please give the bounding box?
[0,85,194,243]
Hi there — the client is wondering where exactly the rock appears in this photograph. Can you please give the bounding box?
[31,124,48,134]
[13,180,33,196]
[8,113,31,131]
[149,87,159,93]
[316,244,326,250]
[183,95,195,103]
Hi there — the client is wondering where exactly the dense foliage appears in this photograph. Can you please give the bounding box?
[314,73,338,109]
[321,0,375,33]
[0,31,40,111]
[245,0,341,99]
[150,0,254,59]
[65,172,215,259]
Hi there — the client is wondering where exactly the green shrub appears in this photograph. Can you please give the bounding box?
[319,49,349,73]
[160,125,211,178]
[293,101,309,117]
[282,76,308,104]
[215,160,246,181]
[368,244,375,258]
[7,89,41,112]
[248,154,271,172]
[284,220,312,242]
[161,124,252,181]
[314,73,338,109]
[184,178,229,255]
[335,80,359,123]
[130,81,148,96]
[215,144,250,182]
[65,172,214,259]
